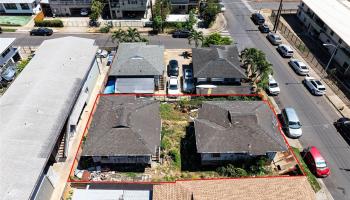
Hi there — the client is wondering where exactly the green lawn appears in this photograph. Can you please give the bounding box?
[292,147,321,192]
[0,15,32,26]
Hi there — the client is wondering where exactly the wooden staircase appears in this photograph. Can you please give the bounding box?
[56,133,67,162]
[159,75,165,91]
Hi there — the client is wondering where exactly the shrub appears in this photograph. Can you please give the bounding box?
[16,58,31,74]
[99,25,110,33]
[35,19,64,27]
[161,137,171,150]
[216,164,248,177]
[169,149,181,168]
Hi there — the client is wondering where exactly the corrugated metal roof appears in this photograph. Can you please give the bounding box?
[116,78,155,93]
[72,189,151,200]
[0,36,98,200]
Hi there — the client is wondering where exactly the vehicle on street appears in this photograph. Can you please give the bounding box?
[289,59,310,75]
[80,8,88,16]
[251,13,265,25]
[258,24,270,33]
[281,107,302,138]
[219,2,226,12]
[30,28,53,36]
[303,76,326,96]
[334,118,350,143]
[168,76,180,96]
[168,60,179,76]
[277,44,294,57]
[303,146,331,177]
[267,75,280,95]
[89,20,100,27]
[266,32,282,45]
[183,68,193,79]
[172,30,190,38]
[97,49,108,58]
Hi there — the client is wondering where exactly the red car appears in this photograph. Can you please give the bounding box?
[304,146,330,177]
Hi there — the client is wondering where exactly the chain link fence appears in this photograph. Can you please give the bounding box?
[271,10,350,106]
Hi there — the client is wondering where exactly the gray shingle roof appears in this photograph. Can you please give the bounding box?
[192,45,246,79]
[82,96,161,156]
[110,43,164,76]
[194,101,287,154]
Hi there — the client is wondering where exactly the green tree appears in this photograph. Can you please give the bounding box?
[202,32,232,47]
[153,15,163,32]
[111,28,148,44]
[111,28,126,43]
[125,27,142,42]
[188,30,204,47]
[154,0,171,20]
[184,9,197,31]
[201,0,220,27]
[90,0,104,21]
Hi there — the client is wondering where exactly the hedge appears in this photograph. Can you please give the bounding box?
[34,19,64,27]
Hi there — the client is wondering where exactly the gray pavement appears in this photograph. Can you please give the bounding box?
[223,0,350,199]
[0,33,194,49]
[249,2,299,10]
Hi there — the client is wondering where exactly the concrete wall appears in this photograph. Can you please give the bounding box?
[200,152,277,165]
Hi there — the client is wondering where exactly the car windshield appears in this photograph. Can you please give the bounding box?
[300,65,308,69]
[270,83,278,88]
[289,121,301,129]
[169,84,178,90]
[316,160,327,168]
[318,87,326,91]
[315,80,322,85]
[274,35,281,40]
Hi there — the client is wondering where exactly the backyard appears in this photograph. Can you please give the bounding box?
[0,15,32,26]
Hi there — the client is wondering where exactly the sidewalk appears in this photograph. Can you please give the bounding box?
[196,13,227,35]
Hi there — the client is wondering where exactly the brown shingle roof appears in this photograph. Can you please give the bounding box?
[153,176,315,200]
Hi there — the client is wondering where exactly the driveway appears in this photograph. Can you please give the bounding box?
[223,0,350,199]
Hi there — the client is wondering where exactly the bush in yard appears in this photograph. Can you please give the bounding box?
[35,19,63,27]
[161,137,171,150]
[216,164,248,177]
[168,149,181,168]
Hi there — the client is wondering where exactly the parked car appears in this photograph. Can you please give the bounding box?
[258,24,270,33]
[168,60,179,76]
[80,8,88,16]
[219,2,226,12]
[266,32,282,45]
[303,76,326,96]
[334,118,350,143]
[183,68,193,79]
[303,146,330,177]
[281,107,302,138]
[168,76,180,96]
[89,20,100,27]
[97,49,108,58]
[251,13,265,25]
[267,75,280,95]
[30,27,53,36]
[172,30,190,38]
[288,59,310,75]
[277,44,294,58]
[183,78,195,93]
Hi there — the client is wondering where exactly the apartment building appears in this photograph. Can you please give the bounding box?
[49,0,92,16]
[170,0,198,14]
[297,0,350,75]
[0,0,41,14]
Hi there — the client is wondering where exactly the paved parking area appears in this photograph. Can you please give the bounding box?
[164,49,192,95]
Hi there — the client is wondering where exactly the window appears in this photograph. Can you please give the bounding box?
[301,2,304,7]
[20,3,30,10]
[4,3,17,10]
[212,153,221,158]
[1,48,11,58]
[330,30,334,36]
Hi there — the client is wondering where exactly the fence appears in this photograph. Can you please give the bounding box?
[271,11,350,106]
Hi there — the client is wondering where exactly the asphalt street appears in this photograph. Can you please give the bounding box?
[0,33,194,49]
[223,0,350,199]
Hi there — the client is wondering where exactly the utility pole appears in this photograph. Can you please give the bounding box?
[150,0,154,20]
[160,1,164,33]
[273,0,283,33]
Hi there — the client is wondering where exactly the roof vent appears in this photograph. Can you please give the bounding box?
[114,107,129,128]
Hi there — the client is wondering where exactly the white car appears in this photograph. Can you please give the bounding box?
[219,3,226,12]
[277,44,294,58]
[303,76,326,96]
[167,77,180,96]
[80,8,88,16]
[267,75,280,95]
[266,32,282,45]
[289,59,309,75]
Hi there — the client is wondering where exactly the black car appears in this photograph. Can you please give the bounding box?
[89,20,100,27]
[172,30,190,38]
[251,13,265,25]
[334,118,350,143]
[30,28,53,36]
[168,60,179,76]
[258,24,270,33]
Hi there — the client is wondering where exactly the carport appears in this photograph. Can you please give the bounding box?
[116,78,155,93]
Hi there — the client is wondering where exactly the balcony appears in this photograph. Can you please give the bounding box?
[170,0,189,5]
[0,47,19,67]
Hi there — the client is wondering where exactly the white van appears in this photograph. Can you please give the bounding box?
[277,44,294,58]
[267,75,280,95]
[281,107,302,138]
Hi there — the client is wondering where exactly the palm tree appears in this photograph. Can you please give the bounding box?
[188,30,204,47]
[125,27,142,42]
[111,28,126,43]
[240,48,266,79]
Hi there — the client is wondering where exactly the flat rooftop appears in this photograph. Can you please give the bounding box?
[0,36,98,200]
[0,38,15,55]
[302,0,350,46]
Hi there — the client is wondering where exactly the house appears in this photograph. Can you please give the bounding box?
[0,36,100,200]
[170,0,198,14]
[192,45,251,94]
[194,101,288,165]
[0,0,41,14]
[297,0,350,76]
[0,38,21,81]
[48,0,150,19]
[153,176,315,200]
[109,43,164,94]
[81,95,161,166]
[72,188,151,200]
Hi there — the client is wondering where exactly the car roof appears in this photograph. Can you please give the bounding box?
[169,77,178,84]
[169,60,178,63]
[309,146,325,161]
[268,75,277,83]
[284,107,299,122]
